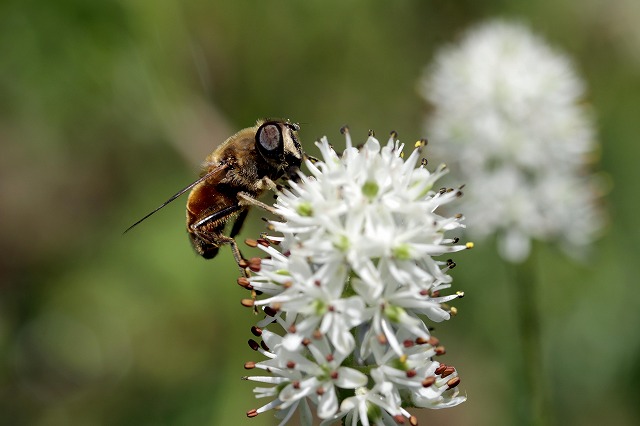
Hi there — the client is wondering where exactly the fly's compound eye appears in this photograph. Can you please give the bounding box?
[256,122,284,159]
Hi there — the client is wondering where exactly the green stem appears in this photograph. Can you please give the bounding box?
[508,247,550,426]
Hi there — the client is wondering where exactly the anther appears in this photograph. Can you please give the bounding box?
[293,381,300,389]
[312,329,323,340]
[377,334,388,345]
[442,366,456,378]
[446,377,461,389]
[247,409,258,418]
[435,364,447,375]
[264,306,278,317]
[456,291,465,298]
[422,376,436,387]
[390,130,398,140]
[415,337,429,345]
[251,326,262,336]
[326,354,334,362]
[331,371,339,380]
[419,289,429,296]
[421,158,428,166]
[466,242,474,249]
[435,346,446,355]
[406,369,417,378]
[428,336,440,346]
[248,339,260,351]
[260,341,270,352]
[241,298,255,308]
[288,324,297,333]
[403,339,415,348]
[449,306,458,316]
[394,414,406,424]
[257,238,270,247]
[244,238,258,248]
[248,257,262,272]
[368,129,375,137]
[237,277,252,289]
[340,125,350,135]
[286,361,296,369]
[301,338,311,346]
[244,361,256,369]
[317,387,325,395]
[239,258,249,268]
[410,415,418,426]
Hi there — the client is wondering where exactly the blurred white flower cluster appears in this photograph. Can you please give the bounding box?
[242,130,471,425]
[420,20,603,262]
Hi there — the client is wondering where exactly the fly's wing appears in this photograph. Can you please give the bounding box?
[124,163,228,234]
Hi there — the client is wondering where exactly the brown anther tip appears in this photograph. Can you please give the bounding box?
[455,213,463,219]
[419,289,429,296]
[410,415,418,426]
[330,371,339,380]
[257,238,270,247]
[435,346,446,355]
[316,386,325,395]
[247,409,258,418]
[301,338,311,346]
[249,257,262,272]
[237,277,251,289]
[244,361,256,369]
[428,336,440,346]
[403,339,414,348]
[286,360,296,369]
[431,290,440,297]
[447,377,461,389]
[260,341,270,352]
[442,366,456,378]
[314,279,322,287]
[340,125,349,134]
[435,364,447,375]
[241,298,255,308]
[422,376,436,388]
[251,326,262,336]
[248,339,260,351]
[288,324,297,333]
[390,130,398,139]
[293,381,300,389]
[326,354,334,362]
[377,334,388,345]
[406,369,417,378]
[449,307,458,316]
[312,329,323,340]
[263,306,277,317]
[421,158,428,166]
[244,238,258,248]
[283,281,293,289]
[394,414,406,424]
[415,337,429,345]
[368,129,375,137]
[239,258,249,268]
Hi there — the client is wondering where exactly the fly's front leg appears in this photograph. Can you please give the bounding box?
[237,192,283,220]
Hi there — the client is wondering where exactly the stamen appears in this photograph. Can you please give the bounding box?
[446,377,461,389]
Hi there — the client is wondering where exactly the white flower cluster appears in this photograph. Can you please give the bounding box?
[420,20,603,262]
[242,130,471,425]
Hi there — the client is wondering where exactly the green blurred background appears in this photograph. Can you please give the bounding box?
[1,0,639,425]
